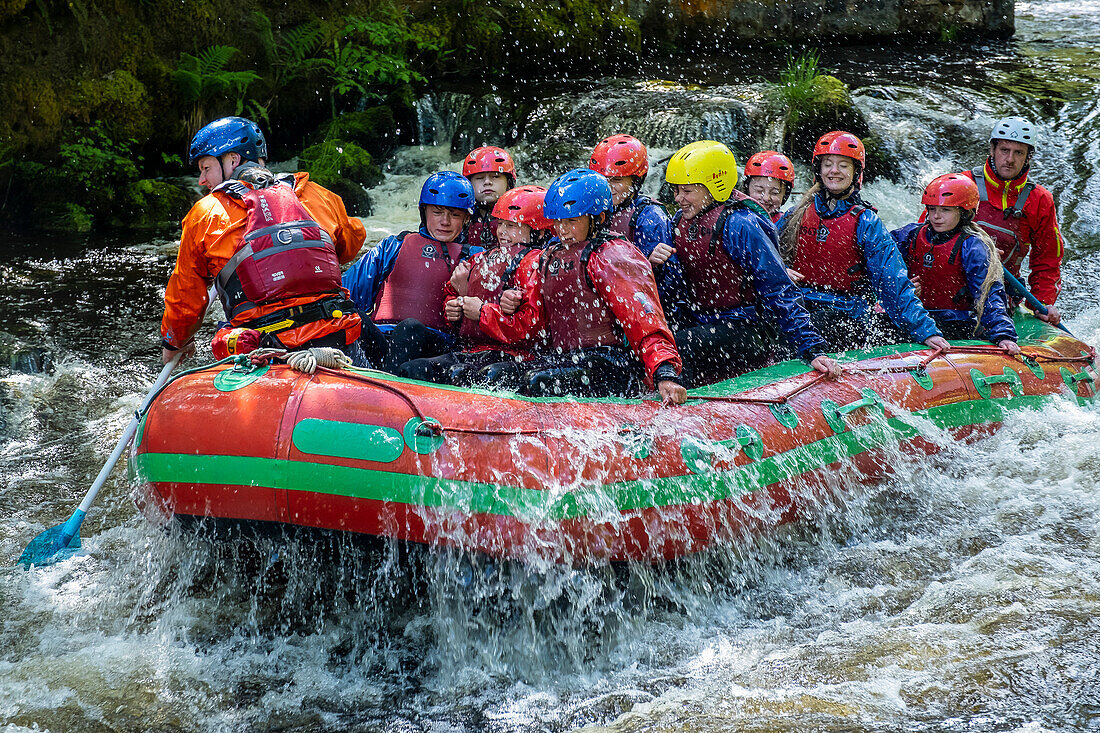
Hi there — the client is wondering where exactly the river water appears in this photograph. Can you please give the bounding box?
[3,1,1100,731]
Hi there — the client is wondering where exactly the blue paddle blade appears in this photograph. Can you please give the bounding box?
[18,511,84,568]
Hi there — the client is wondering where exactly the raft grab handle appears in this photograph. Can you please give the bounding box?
[970,367,1023,399]
[820,389,884,434]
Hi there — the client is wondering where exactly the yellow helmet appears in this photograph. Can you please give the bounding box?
[665,140,739,202]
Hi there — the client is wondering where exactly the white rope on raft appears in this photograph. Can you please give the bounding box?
[243,347,353,374]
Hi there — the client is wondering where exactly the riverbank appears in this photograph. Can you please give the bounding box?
[0,0,1012,233]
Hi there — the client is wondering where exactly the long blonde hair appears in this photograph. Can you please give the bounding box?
[962,219,1004,333]
[778,181,822,261]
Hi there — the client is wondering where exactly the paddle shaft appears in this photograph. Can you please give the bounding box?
[57,286,218,547]
[1002,270,1072,335]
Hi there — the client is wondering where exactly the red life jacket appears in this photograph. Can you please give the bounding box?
[373,232,464,331]
[790,200,867,294]
[460,243,536,344]
[607,196,657,243]
[905,225,970,311]
[214,180,344,321]
[770,210,783,224]
[467,210,498,250]
[971,166,1035,275]
[541,239,621,352]
[672,195,755,312]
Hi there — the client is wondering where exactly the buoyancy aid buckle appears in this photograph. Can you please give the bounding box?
[244,296,357,335]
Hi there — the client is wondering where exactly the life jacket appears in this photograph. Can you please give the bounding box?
[213,179,344,322]
[790,198,868,294]
[608,196,658,243]
[460,243,536,344]
[467,209,498,250]
[373,232,464,331]
[905,225,971,311]
[770,210,783,224]
[672,194,756,312]
[971,166,1035,275]
[540,238,621,352]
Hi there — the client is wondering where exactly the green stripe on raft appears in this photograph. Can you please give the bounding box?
[131,392,1087,522]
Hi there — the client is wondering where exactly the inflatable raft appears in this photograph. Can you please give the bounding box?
[128,315,1097,563]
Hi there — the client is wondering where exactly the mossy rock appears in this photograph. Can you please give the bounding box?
[110,178,193,229]
[325,107,397,159]
[299,139,383,189]
[318,177,372,218]
[781,74,899,182]
[34,202,94,233]
[70,70,153,143]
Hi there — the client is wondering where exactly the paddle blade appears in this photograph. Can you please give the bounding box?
[18,510,84,568]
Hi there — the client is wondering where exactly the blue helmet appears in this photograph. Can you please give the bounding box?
[544,168,613,219]
[419,171,475,214]
[189,117,268,165]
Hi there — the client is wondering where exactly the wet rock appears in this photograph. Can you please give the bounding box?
[324,106,399,160]
[11,346,52,374]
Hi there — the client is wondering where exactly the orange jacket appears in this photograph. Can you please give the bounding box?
[963,162,1064,305]
[161,172,366,349]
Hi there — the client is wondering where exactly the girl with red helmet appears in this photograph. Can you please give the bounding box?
[397,185,551,385]
[891,174,1019,354]
[588,134,686,325]
[463,145,516,249]
[743,151,796,223]
[777,131,949,354]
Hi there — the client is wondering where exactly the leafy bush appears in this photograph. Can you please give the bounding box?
[174,45,261,137]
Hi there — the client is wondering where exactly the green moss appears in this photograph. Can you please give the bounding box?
[299,139,383,188]
[0,0,28,20]
[71,70,153,142]
[110,179,193,229]
[325,107,397,157]
[36,202,94,233]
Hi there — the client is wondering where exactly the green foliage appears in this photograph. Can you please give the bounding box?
[56,121,141,191]
[299,138,382,188]
[71,70,152,143]
[174,45,260,136]
[774,50,825,114]
[112,178,192,229]
[320,13,436,116]
[939,21,960,42]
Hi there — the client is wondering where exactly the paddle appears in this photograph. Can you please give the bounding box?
[1002,270,1072,336]
[19,286,218,568]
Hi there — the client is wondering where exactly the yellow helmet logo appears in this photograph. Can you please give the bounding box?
[666,140,739,202]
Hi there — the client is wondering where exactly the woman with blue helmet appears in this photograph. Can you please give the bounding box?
[475,168,687,404]
[343,170,480,370]
[161,116,368,367]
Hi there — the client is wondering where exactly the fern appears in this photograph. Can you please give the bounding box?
[175,46,260,141]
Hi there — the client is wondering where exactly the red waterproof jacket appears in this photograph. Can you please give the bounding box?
[478,237,682,387]
[442,243,540,355]
[961,161,1064,305]
[162,172,365,349]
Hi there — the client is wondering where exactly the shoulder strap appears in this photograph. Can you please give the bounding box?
[1008,181,1036,217]
[212,180,252,201]
[710,205,735,256]
[628,196,657,239]
[947,231,966,265]
[972,168,989,202]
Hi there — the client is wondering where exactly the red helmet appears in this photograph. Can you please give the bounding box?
[588,134,649,178]
[921,173,979,212]
[744,151,795,184]
[491,185,552,230]
[812,131,866,167]
[463,146,516,178]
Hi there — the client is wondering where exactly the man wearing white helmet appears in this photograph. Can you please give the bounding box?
[961,116,1064,325]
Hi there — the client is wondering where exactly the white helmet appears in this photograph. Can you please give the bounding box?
[990,117,1037,148]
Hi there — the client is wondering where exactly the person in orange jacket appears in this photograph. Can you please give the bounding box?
[962,117,1065,325]
[161,117,367,366]
[479,169,687,404]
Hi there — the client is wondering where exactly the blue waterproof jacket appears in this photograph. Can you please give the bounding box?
[777,196,941,343]
[342,226,481,334]
[618,197,690,324]
[891,223,1017,343]
[673,204,828,361]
